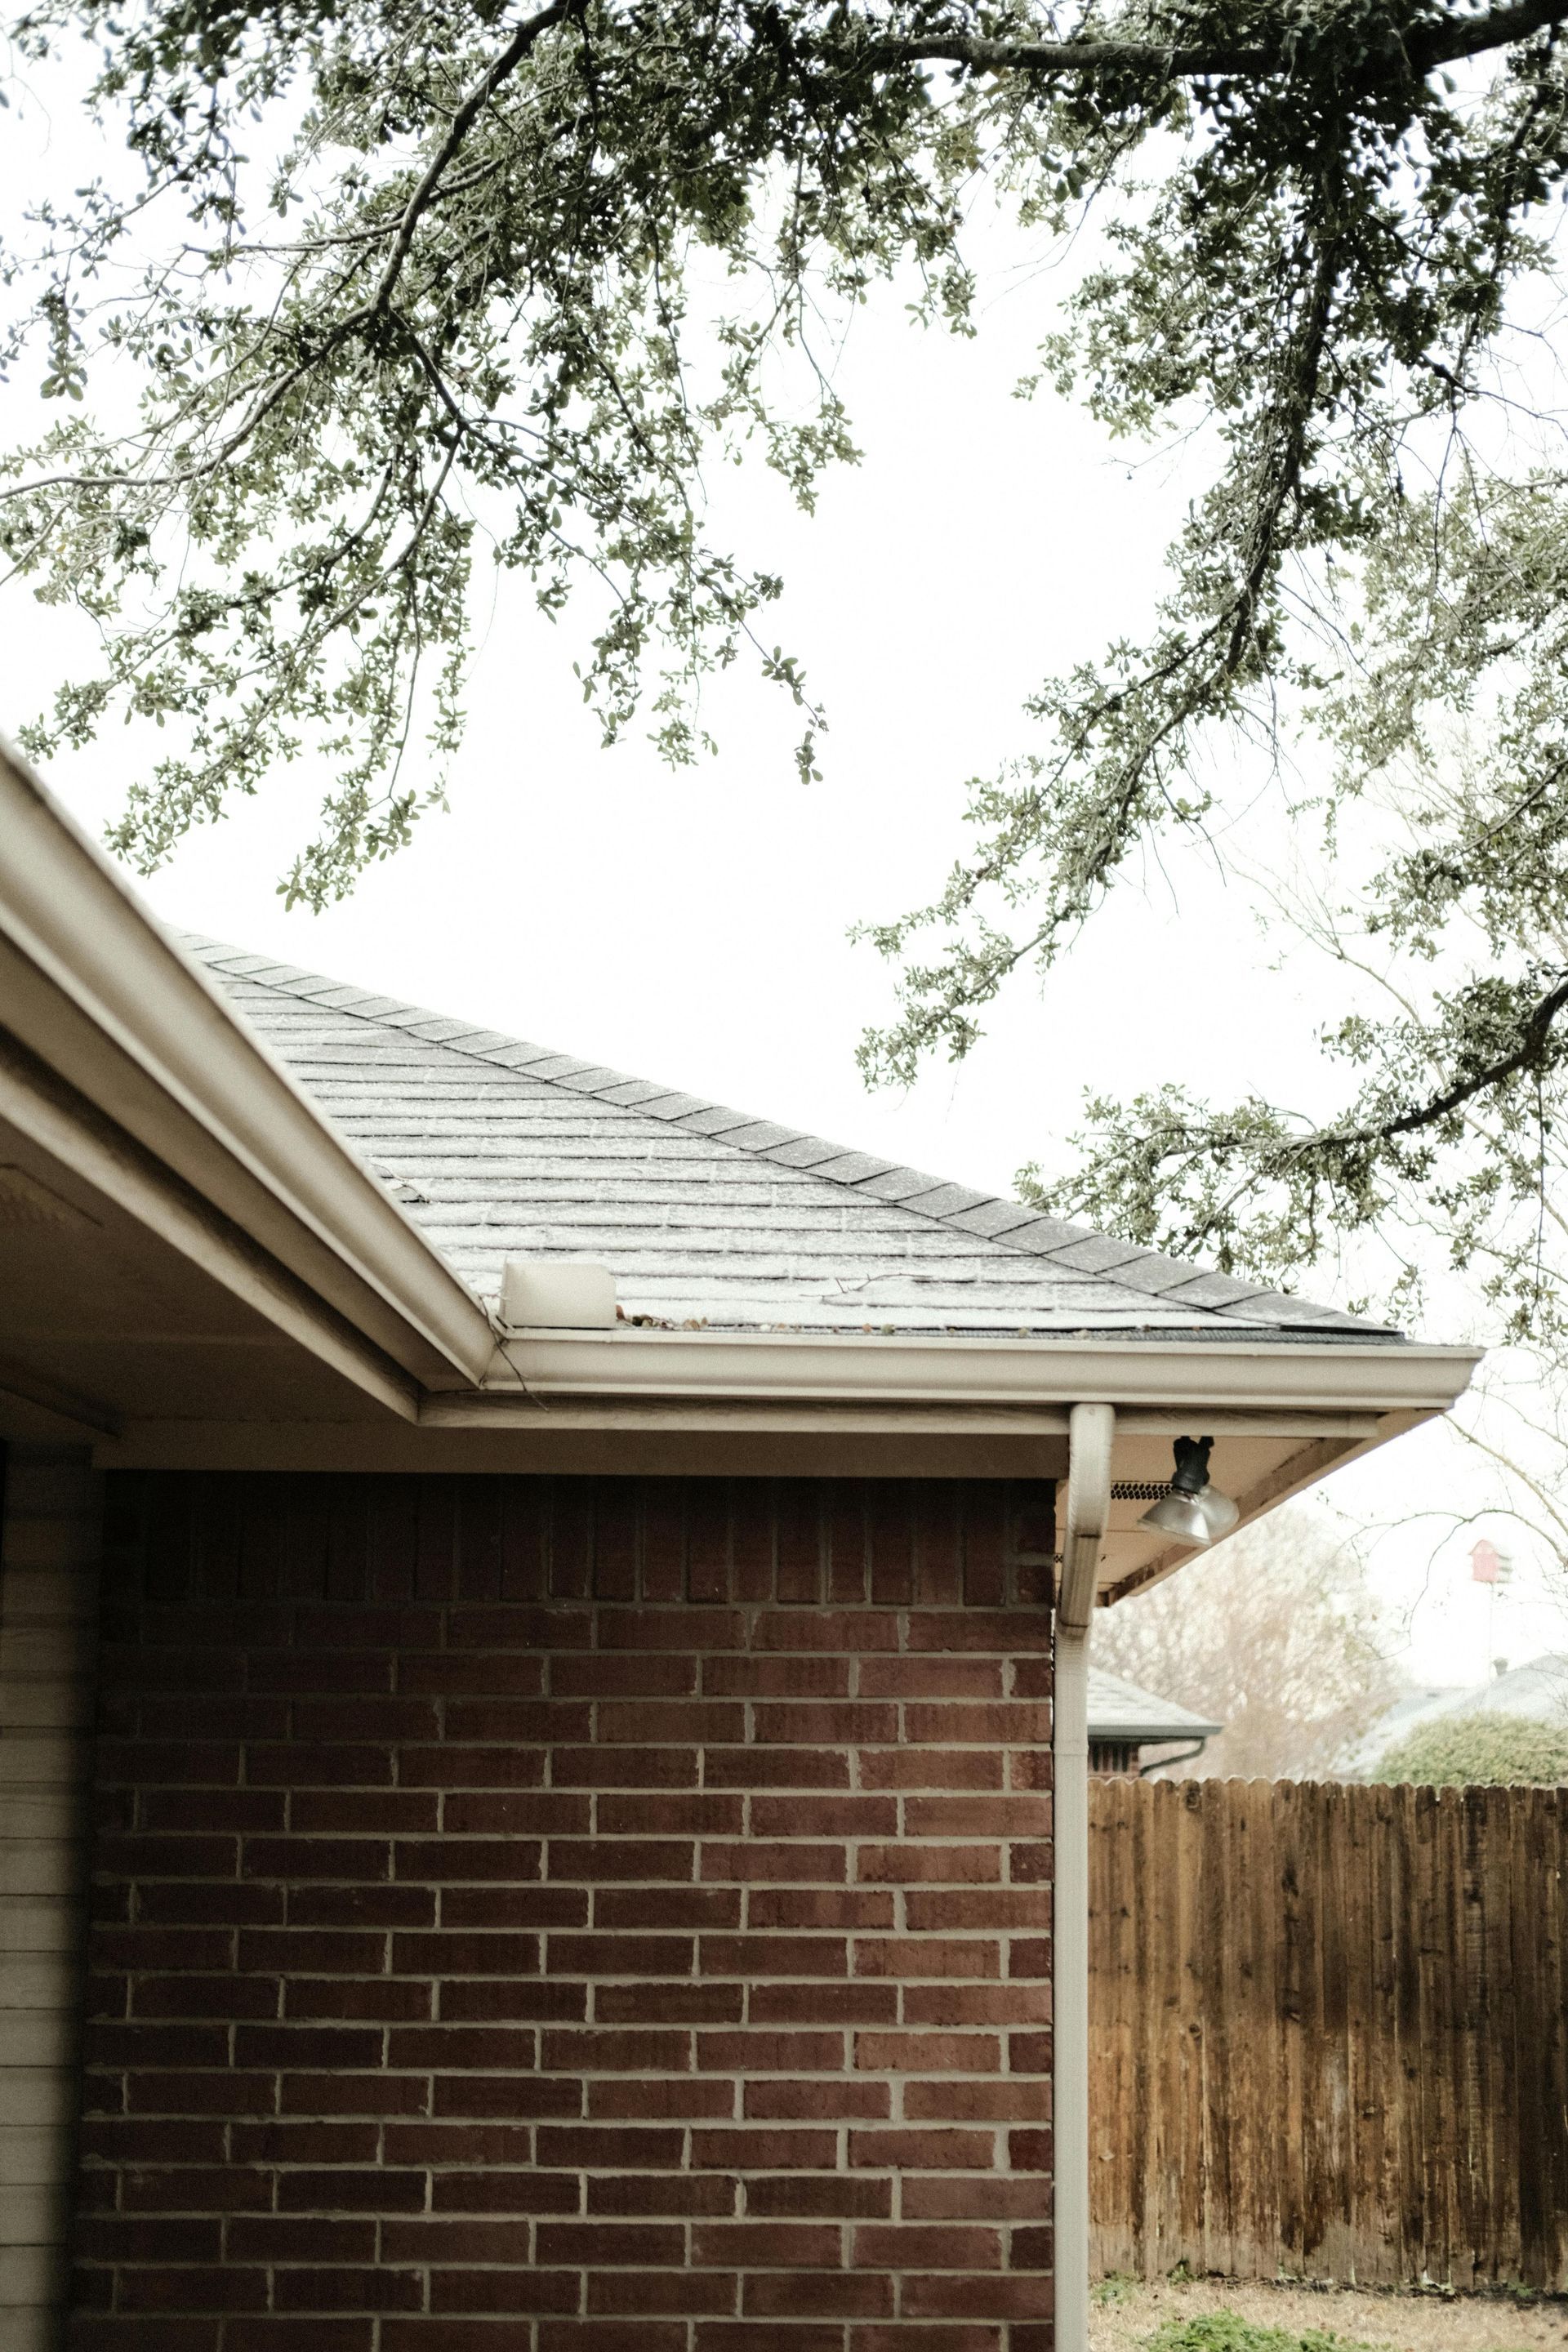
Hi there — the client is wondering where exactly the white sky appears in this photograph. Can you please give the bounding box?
[4,63,1566,1692]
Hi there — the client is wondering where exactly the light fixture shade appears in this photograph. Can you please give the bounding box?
[1137,1435,1239,1548]
[1139,1488,1216,1544]
[1195,1486,1240,1540]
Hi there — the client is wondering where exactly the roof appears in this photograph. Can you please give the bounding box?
[174,933,1401,1342]
[1086,1666,1223,1745]
[1336,1653,1568,1776]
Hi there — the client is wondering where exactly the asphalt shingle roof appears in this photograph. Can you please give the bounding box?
[1086,1667,1223,1745]
[176,933,1399,1342]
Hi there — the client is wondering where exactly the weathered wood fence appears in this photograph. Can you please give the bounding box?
[1089,1776,1568,2289]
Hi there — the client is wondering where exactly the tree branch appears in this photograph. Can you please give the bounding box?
[877,0,1568,86]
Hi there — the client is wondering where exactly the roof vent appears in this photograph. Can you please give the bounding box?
[499,1257,617,1332]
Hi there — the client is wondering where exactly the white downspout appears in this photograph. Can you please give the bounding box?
[1054,1401,1114,2352]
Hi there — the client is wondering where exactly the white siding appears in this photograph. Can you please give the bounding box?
[0,1446,100,2352]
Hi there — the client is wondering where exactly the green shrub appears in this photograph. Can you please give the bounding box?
[1143,2314,1381,2352]
[1374,1710,1568,1788]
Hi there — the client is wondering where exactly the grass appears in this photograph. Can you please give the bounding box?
[1087,2278,1568,2352]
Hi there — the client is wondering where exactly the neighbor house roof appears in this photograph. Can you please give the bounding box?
[176,933,1397,1343]
[1336,1652,1568,1777]
[1086,1666,1223,1748]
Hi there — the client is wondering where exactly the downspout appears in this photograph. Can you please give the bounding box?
[1054,1401,1114,2352]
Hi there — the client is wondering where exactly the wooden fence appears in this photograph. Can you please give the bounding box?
[1088,1776,1568,2289]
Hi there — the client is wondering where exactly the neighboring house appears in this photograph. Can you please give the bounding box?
[1085,1667,1221,1775]
[0,747,1479,2352]
[1336,1651,1568,1778]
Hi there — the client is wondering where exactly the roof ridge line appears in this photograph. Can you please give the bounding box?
[168,930,1392,1336]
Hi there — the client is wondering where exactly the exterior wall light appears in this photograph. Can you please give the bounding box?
[1138,1436,1240,1546]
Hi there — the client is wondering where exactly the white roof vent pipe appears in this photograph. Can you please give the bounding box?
[499,1257,617,1331]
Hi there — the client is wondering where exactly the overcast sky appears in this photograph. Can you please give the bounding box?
[4,68,1565,1690]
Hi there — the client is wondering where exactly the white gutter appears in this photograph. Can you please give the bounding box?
[1055,1401,1114,2352]
[495,1329,1479,1414]
[0,743,496,1388]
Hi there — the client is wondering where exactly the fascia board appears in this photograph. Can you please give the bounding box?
[493,1330,1482,1416]
[0,746,496,1386]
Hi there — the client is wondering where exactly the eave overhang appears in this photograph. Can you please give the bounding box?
[0,742,497,1392]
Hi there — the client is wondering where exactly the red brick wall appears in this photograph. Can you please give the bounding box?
[73,1471,1055,2352]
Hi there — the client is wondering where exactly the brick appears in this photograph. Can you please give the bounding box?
[853,2225,1002,2269]
[699,1937,846,1978]
[534,2329,688,2352]
[588,2273,742,2314]
[394,1838,542,1882]
[537,2127,686,2168]
[744,2078,889,2120]
[902,2274,1053,2319]
[697,2030,844,2072]
[242,1838,391,1882]
[858,1749,1002,1791]
[444,1886,586,1928]
[906,1796,1052,1837]
[442,1797,595,1834]
[548,1839,694,1882]
[744,2274,893,2318]
[747,1890,893,1931]
[588,2176,737,2216]
[849,2130,996,2170]
[905,1984,1049,2026]
[751,1797,897,1839]
[857,1845,1001,1884]
[906,2082,1046,2122]
[600,1608,745,1650]
[701,1842,846,1883]
[238,1930,387,1974]
[554,1746,700,1788]
[595,1982,742,2025]
[537,2223,685,2265]
[424,2177,581,2216]
[226,2220,378,2262]
[595,1888,738,1930]
[700,2329,846,2352]
[439,1978,585,2021]
[703,1656,849,1697]
[546,1931,692,1975]
[703,1748,850,1789]
[905,1890,1053,1931]
[690,2223,843,2267]
[277,2171,429,2213]
[551,1653,696,1698]
[288,1792,438,1834]
[597,1793,743,1836]
[247,1744,395,1787]
[274,2269,425,2312]
[858,1659,1004,1698]
[746,2176,891,2217]
[754,1702,898,1744]
[397,1744,546,1788]
[393,1930,539,1974]
[283,1977,431,2020]
[541,2028,692,2072]
[589,2078,736,2118]
[750,1981,897,2025]
[853,1938,1000,1980]
[690,2131,838,2171]
[855,2033,1000,2073]
[751,1611,899,1652]
[904,1612,1052,1655]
